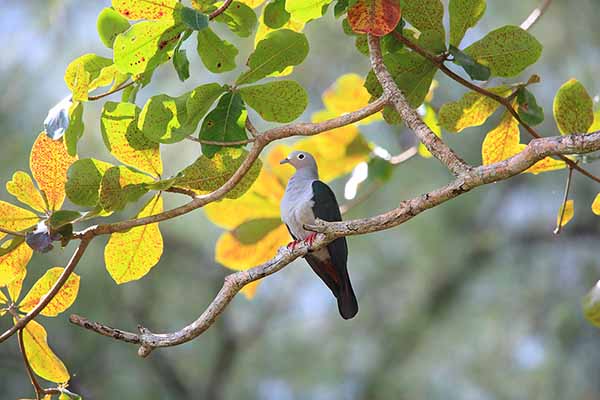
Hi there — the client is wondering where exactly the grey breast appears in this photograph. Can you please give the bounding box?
[281,174,316,240]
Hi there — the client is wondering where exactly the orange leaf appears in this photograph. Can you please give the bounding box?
[6,171,46,212]
[240,280,260,299]
[481,111,521,165]
[322,74,382,124]
[104,195,164,284]
[19,267,80,316]
[21,319,70,383]
[348,0,402,37]
[0,241,32,288]
[525,153,566,175]
[0,201,40,240]
[7,267,27,305]
[30,133,77,211]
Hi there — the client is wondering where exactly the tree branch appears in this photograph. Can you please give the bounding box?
[521,0,553,31]
[69,130,600,355]
[367,35,472,176]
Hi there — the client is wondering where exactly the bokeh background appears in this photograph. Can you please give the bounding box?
[2,1,600,399]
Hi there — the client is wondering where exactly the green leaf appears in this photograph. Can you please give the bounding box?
[97,7,131,48]
[438,86,512,132]
[114,20,185,75]
[233,218,282,244]
[0,236,26,257]
[47,210,82,230]
[449,0,486,46]
[236,29,309,85]
[285,0,333,23]
[200,92,247,157]
[64,102,85,157]
[175,148,262,199]
[179,6,209,30]
[112,0,179,20]
[196,28,239,73]
[399,0,445,36]
[214,1,258,37]
[240,80,307,123]
[64,54,113,101]
[365,49,436,108]
[553,79,594,135]
[138,83,225,144]
[464,25,542,77]
[583,282,600,328]
[101,101,163,177]
[264,0,291,28]
[99,166,152,212]
[517,88,544,126]
[449,45,491,81]
[173,30,193,82]
[65,159,113,207]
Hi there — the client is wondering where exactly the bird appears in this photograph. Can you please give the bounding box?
[279,150,358,319]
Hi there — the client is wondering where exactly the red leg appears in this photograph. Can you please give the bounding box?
[304,232,318,247]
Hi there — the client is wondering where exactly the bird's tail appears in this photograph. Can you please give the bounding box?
[337,277,358,320]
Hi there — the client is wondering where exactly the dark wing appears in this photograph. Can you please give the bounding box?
[306,181,358,319]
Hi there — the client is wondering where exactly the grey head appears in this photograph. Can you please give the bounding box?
[279,150,319,177]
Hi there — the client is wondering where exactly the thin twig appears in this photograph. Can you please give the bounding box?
[0,227,27,237]
[87,81,135,102]
[16,318,44,400]
[245,117,260,138]
[209,0,234,19]
[521,0,553,31]
[186,136,255,146]
[553,163,575,235]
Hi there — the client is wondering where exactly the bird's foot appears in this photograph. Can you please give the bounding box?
[286,240,302,251]
[303,232,318,248]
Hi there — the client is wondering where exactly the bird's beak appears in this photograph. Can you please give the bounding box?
[279,158,290,165]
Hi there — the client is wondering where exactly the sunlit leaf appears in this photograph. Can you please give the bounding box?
[0,201,40,241]
[322,73,381,124]
[449,0,486,46]
[0,241,32,288]
[524,153,566,175]
[101,101,163,177]
[19,267,80,316]
[105,195,163,284]
[64,54,114,101]
[30,133,77,211]
[236,29,309,85]
[553,79,594,135]
[99,166,153,212]
[64,101,85,157]
[418,104,441,158]
[214,1,258,37]
[113,0,179,20]
[97,7,131,48]
[556,199,574,228]
[114,20,185,75]
[481,111,520,165]
[176,148,262,198]
[6,171,46,213]
[21,319,69,383]
[239,0,267,7]
[438,86,512,132]
[285,0,333,23]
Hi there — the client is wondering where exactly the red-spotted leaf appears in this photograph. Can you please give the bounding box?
[348,0,401,36]
[112,0,179,20]
[19,267,80,316]
[21,319,70,383]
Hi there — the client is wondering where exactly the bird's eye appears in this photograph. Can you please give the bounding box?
[298,154,305,160]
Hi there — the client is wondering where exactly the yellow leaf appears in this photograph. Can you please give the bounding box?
[240,280,260,299]
[30,133,77,211]
[216,224,289,271]
[557,200,574,227]
[0,201,40,240]
[525,153,566,175]
[205,171,283,229]
[7,267,27,305]
[19,267,80,316]
[6,171,47,212]
[240,0,267,7]
[419,104,442,158]
[322,73,382,124]
[589,109,600,133]
[105,195,164,284]
[21,319,69,383]
[255,15,305,77]
[592,193,600,216]
[0,241,32,288]
[481,111,521,165]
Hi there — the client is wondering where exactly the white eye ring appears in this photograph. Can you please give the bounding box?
[298,154,305,160]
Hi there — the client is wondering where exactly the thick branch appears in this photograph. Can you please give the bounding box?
[367,35,471,176]
[69,130,600,355]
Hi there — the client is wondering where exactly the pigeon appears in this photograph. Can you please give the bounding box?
[280,151,358,319]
